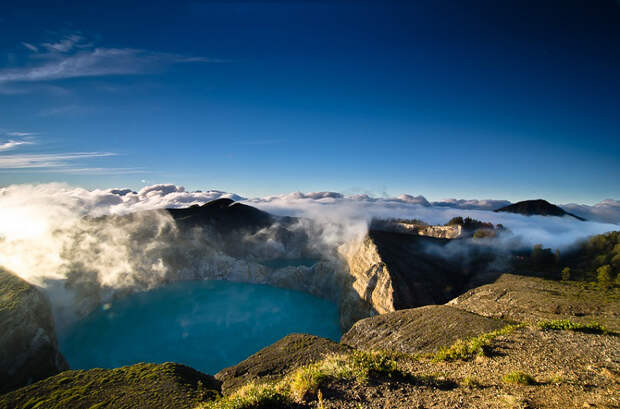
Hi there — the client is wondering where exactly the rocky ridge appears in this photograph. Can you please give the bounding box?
[0,268,68,394]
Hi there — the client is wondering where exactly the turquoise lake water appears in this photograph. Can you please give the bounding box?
[59,280,341,374]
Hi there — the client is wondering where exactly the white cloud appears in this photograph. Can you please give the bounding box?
[561,200,620,225]
[1,33,217,84]
[6,131,37,137]
[0,152,116,169]
[0,140,33,151]
[41,34,87,53]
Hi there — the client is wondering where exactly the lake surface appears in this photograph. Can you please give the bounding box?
[59,280,341,374]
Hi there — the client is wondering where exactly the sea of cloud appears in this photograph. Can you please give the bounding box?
[0,182,618,292]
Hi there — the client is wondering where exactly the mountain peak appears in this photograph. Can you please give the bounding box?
[494,199,585,221]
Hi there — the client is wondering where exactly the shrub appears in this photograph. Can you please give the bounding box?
[597,265,613,289]
[502,371,536,385]
[536,319,608,334]
[561,267,571,281]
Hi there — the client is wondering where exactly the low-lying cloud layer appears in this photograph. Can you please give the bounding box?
[0,182,618,290]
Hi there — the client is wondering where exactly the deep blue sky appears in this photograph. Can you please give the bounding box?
[0,1,619,204]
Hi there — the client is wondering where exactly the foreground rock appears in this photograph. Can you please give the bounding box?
[0,362,220,409]
[341,305,507,354]
[216,334,349,395]
[319,326,619,409]
[0,268,68,394]
[448,273,620,331]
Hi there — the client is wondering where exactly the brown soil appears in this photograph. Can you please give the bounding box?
[309,326,620,409]
[341,305,507,354]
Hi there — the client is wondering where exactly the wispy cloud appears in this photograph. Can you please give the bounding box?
[21,42,39,53]
[6,131,37,137]
[0,140,34,151]
[0,152,116,169]
[0,128,139,174]
[41,34,88,53]
[1,33,218,85]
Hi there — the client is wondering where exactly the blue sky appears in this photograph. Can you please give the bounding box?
[0,0,619,204]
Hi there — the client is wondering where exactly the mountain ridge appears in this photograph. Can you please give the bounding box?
[494,199,586,221]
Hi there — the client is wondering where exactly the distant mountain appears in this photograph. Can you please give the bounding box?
[167,198,277,233]
[494,199,586,221]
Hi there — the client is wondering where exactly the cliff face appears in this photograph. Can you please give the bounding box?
[338,230,469,329]
[0,268,68,394]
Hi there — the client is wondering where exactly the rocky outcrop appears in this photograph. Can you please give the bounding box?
[215,334,350,395]
[338,230,468,330]
[0,268,68,394]
[0,362,220,409]
[395,223,462,239]
[448,273,620,331]
[341,305,506,354]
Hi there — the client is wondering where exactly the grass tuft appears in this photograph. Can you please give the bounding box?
[502,371,536,385]
[461,376,481,388]
[433,324,523,362]
[536,319,608,334]
[199,382,291,409]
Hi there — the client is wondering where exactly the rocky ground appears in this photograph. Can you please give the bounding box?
[449,274,620,332]
[308,326,619,409]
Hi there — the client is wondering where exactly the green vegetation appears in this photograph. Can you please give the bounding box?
[536,319,608,334]
[0,363,220,409]
[561,267,571,281]
[392,218,428,226]
[461,376,481,388]
[0,267,34,314]
[433,324,523,362]
[473,228,497,239]
[597,265,613,289]
[445,216,494,232]
[204,350,455,408]
[199,382,291,409]
[512,231,620,286]
[502,371,536,385]
[557,231,620,282]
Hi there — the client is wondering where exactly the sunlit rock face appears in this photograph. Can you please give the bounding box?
[339,230,470,329]
[395,223,462,239]
[0,268,68,393]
